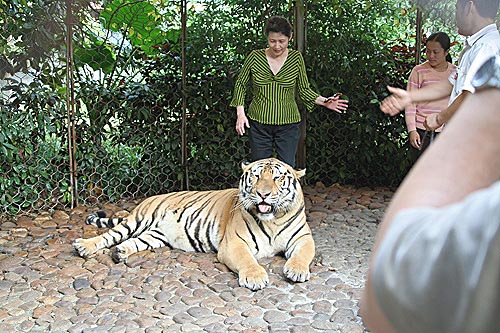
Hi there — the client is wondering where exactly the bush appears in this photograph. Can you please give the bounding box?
[1,0,422,215]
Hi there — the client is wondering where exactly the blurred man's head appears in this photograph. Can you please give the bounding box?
[455,0,500,36]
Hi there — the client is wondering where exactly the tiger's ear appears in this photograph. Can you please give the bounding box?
[241,161,252,172]
[295,168,306,179]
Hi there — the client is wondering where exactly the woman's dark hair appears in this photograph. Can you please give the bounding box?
[264,16,293,38]
[427,31,452,63]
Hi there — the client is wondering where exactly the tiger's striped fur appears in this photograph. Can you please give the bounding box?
[73,158,315,290]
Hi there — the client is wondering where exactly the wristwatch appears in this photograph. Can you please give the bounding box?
[471,55,500,90]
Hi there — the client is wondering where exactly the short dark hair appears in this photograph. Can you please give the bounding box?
[264,16,293,38]
[458,0,500,19]
[427,32,453,63]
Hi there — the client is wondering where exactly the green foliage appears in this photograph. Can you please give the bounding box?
[100,0,167,55]
[0,78,69,213]
[0,0,69,75]
[2,0,445,214]
[303,0,414,186]
[74,36,116,74]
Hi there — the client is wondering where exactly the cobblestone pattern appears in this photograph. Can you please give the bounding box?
[0,183,392,332]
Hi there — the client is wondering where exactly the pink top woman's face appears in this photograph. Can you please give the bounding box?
[425,40,449,68]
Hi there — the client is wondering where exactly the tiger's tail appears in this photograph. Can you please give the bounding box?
[85,210,125,228]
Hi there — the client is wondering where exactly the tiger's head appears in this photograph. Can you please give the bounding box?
[239,158,306,221]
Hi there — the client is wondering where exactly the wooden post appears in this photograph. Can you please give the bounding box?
[415,7,423,66]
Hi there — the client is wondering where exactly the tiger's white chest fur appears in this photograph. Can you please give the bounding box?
[238,208,307,259]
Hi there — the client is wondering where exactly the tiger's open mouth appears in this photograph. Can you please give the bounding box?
[257,202,273,214]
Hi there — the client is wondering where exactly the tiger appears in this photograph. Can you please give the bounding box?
[73,158,315,290]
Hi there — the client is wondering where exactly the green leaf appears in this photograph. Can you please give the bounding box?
[74,42,116,74]
[100,0,166,55]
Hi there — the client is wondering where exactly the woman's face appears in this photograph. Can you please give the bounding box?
[425,40,448,68]
[267,32,291,57]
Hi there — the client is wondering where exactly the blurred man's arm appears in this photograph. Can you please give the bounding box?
[425,91,471,130]
[362,88,500,332]
[381,80,453,116]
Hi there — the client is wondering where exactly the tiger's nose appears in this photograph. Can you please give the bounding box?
[257,190,270,199]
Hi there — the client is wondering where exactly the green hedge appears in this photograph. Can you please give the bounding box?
[1,0,419,214]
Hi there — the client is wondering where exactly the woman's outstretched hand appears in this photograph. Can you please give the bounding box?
[324,94,349,113]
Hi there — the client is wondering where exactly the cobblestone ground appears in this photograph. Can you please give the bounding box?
[0,183,393,333]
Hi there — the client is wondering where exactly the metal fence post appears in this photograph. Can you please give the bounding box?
[65,0,78,208]
[181,0,189,190]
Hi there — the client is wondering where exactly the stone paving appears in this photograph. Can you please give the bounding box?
[0,183,393,332]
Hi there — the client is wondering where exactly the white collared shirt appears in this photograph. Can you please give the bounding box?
[449,24,500,104]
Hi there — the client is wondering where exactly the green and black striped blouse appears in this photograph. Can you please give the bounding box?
[230,49,320,125]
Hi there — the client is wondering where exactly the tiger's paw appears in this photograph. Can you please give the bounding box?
[283,260,311,283]
[111,246,129,263]
[238,266,269,291]
[73,238,97,258]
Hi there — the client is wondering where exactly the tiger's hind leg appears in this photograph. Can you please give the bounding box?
[85,210,125,228]
[111,228,172,263]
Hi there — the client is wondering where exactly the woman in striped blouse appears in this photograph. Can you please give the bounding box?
[231,16,348,168]
[405,32,457,160]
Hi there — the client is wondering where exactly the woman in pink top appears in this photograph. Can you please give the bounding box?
[405,32,457,160]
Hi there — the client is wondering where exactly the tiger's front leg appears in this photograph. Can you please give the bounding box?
[73,235,112,258]
[73,219,131,258]
[110,229,172,263]
[283,233,315,283]
[217,238,269,291]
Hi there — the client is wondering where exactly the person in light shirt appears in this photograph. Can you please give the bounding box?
[381,0,500,132]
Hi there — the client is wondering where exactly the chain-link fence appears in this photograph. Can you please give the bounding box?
[1,0,418,216]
